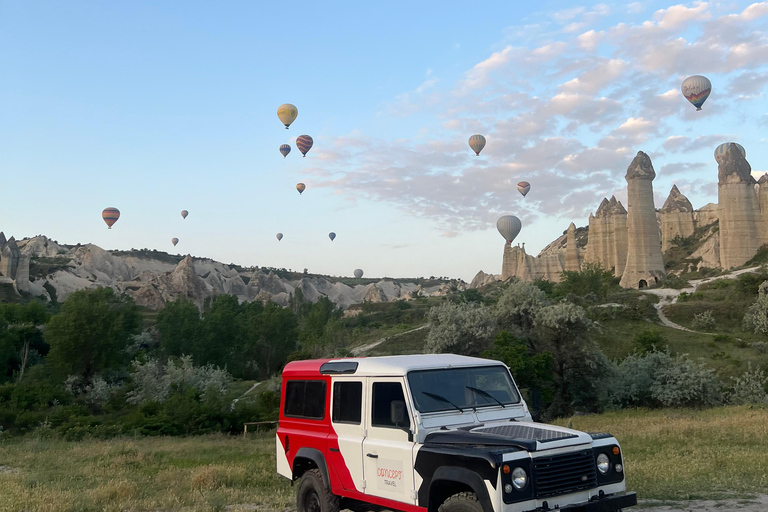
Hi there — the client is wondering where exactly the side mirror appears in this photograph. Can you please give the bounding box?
[390,400,406,425]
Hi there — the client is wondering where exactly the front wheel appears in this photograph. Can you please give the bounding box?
[438,492,483,512]
[296,469,340,512]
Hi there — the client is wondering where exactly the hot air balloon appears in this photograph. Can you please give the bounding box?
[172,238,179,247]
[497,215,522,244]
[102,207,120,229]
[277,104,298,129]
[296,135,313,157]
[181,210,189,219]
[354,269,364,279]
[329,232,336,241]
[714,142,746,164]
[681,75,711,111]
[279,144,291,158]
[468,134,486,156]
[296,183,306,195]
[276,233,283,241]
[517,181,531,197]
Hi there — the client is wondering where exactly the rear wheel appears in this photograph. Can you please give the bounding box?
[296,469,340,512]
[438,492,483,512]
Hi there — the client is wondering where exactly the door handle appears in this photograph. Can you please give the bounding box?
[329,448,340,452]
[366,453,379,458]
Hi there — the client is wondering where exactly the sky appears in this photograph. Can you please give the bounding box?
[2,1,768,282]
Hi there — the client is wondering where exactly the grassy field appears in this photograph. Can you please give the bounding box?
[1,407,766,511]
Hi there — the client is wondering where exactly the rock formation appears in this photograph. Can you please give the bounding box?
[565,223,580,271]
[0,233,30,294]
[660,185,695,253]
[584,196,627,276]
[718,145,760,269]
[620,151,666,288]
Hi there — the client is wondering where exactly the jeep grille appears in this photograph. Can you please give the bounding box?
[533,449,597,498]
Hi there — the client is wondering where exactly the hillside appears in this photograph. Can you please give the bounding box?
[3,234,465,310]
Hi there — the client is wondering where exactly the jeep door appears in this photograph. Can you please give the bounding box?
[362,377,417,505]
[328,378,366,492]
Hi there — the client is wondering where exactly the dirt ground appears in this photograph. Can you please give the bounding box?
[638,494,768,511]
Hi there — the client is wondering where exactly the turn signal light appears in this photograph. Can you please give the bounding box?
[502,465,510,474]
[612,446,620,456]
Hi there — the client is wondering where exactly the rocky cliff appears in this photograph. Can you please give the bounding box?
[2,234,466,309]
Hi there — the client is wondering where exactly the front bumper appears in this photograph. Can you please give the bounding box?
[531,492,637,512]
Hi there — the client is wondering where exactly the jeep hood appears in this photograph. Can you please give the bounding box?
[424,421,594,452]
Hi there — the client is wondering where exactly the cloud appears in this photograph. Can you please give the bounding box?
[662,134,731,153]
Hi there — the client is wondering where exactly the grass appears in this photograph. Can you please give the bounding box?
[554,406,768,501]
[0,432,292,512]
[1,407,766,510]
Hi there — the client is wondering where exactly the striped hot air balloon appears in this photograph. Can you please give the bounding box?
[296,183,306,195]
[277,104,298,129]
[171,238,179,247]
[517,181,531,197]
[681,75,711,111]
[714,142,745,164]
[181,210,189,219]
[102,207,120,229]
[280,144,291,158]
[296,135,313,157]
[276,233,283,241]
[468,134,486,156]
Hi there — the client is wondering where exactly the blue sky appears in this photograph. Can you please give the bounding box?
[2,1,768,282]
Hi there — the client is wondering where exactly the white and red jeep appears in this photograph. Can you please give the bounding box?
[276,354,636,512]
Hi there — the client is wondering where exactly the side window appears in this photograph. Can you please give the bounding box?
[332,381,363,424]
[284,380,326,419]
[371,382,410,429]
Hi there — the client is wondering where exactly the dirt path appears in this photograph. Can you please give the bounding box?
[642,266,762,332]
[351,324,429,355]
[639,494,768,511]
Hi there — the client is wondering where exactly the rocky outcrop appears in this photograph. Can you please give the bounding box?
[585,196,627,275]
[620,152,666,288]
[1,236,21,280]
[718,145,760,269]
[565,223,580,271]
[469,270,500,289]
[660,185,695,253]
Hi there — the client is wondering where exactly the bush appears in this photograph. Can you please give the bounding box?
[743,281,768,335]
[127,356,232,405]
[633,329,667,354]
[494,280,549,334]
[610,350,724,408]
[728,364,768,405]
[692,310,716,331]
[424,302,497,355]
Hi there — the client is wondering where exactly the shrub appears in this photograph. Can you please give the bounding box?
[424,302,497,355]
[494,280,549,334]
[692,310,716,331]
[633,329,667,354]
[127,356,232,405]
[743,281,768,335]
[728,364,768,405]
[752,341,768,354]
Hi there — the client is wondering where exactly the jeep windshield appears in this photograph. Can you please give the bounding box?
[408,365,521,413]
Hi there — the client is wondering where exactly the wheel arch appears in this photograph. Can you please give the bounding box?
[293,447,331,489]
[429,467,494,512]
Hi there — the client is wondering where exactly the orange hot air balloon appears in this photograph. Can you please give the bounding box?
[102,207,120,229]
[296,183,306,195]
[296,135,313,157]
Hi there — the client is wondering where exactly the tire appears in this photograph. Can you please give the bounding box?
[438,492,483,512]
[296,469,340,512]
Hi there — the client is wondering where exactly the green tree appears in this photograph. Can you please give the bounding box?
[482,331,553,392]
[45,287,141,381]
[157,297,202,357]
[494,280,549,335]
[299,296,342,348]
[244,301,298,378]
[743,281,768,335]
[425,302,497,356]
[198,295,246,375]
[555,263,618,299]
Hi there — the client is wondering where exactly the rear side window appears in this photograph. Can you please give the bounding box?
[284,380,326,419]
[332,381,363,424]
[372,382,410,429]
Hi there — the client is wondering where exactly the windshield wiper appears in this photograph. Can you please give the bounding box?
[466,386,506,408]
[422,391,464,412]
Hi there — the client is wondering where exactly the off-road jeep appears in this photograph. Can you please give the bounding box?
[276,354,636,512]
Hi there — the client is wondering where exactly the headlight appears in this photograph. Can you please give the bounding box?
[512,467,528,490]
[597,453,610,474]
